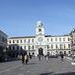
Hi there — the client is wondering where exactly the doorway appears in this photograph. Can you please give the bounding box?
[38,48,43,55]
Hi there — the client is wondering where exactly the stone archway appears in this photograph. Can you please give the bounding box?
[38,48,43,55]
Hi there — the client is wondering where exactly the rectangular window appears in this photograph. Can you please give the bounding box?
[20,46,22,50]
[17,46,19,50]
[51,44,53,49]
[28,46,30,50]
[32,45,34,49]
[9,40,11,43]
[68,38,70,41]
[55,38,57,41]
[64,44,66,49]
[32,39,34,43]
[24,39,26,43]
[13,40,15,43]
[60,44,62,49]
[5,38,7,43]
[24,46,26,50]
[56,44,58,49]
[20,40,22,43]
[68,44,70,49]
[63,38,65,41]
[47,45,49,49]
[59,38,61,41]
[69,51,71,54]
[47,38,49,42]
[28,39,30,43]
[17,40,19,43]
[51,38,53,42]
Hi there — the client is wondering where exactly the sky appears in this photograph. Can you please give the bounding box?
[0,0,75,37]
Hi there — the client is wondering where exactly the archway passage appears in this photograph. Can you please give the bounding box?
[38,48,43,55]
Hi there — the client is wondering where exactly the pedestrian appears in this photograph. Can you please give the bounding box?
[60,52,64,62]
[29,53,32,59]
[21,52,25,64]
[44,55,46,60]
[25,54,29,64]
[38,54,41,60]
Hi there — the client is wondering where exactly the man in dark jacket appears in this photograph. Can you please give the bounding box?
[60,52,64,62]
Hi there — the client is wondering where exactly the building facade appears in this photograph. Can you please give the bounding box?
[70,28,75,55]
[8,21,71,56]
[0,30,7,61]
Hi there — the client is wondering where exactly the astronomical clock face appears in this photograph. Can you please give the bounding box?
[38,37,43,42]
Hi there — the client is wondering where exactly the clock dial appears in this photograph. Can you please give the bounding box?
[38,37,43,42]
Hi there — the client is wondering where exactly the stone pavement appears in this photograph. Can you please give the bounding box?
[65,56,72,61]
[0,57,75,75]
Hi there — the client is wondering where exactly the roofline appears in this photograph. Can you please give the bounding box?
[9,36,35,39]
[8,34,70,39]
[45,34,70,37]
[0,30,8,37]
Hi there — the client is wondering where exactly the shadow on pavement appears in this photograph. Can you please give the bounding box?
[26,62,37,65]
[55,72,75,75]
[40,72,53,75]
[40,72,75,75]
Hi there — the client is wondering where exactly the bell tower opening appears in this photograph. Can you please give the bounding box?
[35,21,45,35]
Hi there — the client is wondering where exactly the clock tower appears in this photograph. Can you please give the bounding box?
[35,21,45,43]
[35,21,46,56]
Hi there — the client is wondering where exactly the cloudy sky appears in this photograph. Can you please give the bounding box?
[0,0,75,37]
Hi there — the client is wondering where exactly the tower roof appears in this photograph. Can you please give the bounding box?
[36,21,43,27]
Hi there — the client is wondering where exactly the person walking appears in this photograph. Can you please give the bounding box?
[29,53,32,60]
[21,52,25,64]
[60,52,64,62]
[25,54,29,64]
[39,55,41,61]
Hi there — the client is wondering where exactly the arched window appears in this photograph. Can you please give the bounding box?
[39,28,42,32]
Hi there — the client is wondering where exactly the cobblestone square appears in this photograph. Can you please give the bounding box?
[0,57,75,75]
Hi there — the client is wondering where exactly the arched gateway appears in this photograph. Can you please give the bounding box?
[38,48,43,55]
